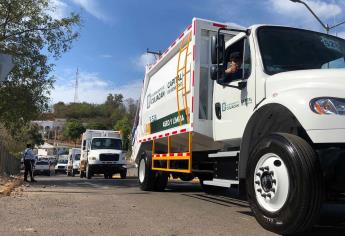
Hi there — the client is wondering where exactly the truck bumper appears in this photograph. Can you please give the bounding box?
[89,164,126,174]
[307,129,345,143]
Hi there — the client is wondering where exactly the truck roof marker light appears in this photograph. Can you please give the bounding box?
[153,136,157,140]
[147,138,151,141]
[143,139,146,142]
[171,40,176,47]
[187,24,192,31]
[159,134,163,138]
[165,133,170,137]
[179,32,185,39]
[172,131,178,135]
[180,128,187,133]
[213,23,226,28]
[186,152,191,156]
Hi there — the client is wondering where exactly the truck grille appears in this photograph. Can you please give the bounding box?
[100,154,119,162]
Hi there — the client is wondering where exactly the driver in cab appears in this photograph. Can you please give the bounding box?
[223,51,243,82]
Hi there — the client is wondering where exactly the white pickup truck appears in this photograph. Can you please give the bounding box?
[131,18,345,235]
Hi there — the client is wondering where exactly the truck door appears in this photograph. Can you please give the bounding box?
[213,36,255,142]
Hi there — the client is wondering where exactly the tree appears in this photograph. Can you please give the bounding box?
[86,122,108,130]
[63,119,85,147]
[22,123,44,146]
[0,0,81,134]
[114,116,131,151]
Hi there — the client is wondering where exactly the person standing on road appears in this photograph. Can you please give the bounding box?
[23,144,37,182]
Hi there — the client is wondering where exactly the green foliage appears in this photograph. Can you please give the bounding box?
[0,0,81,134]
[85,122,108,130]
[114,115,131,151]
[63,119,85,146]
[22,124,44,146]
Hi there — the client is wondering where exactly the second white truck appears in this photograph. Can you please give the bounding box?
[80,130,127,179]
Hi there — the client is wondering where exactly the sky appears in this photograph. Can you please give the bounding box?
[48,0,345,104]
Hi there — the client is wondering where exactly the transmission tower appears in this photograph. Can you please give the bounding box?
[74,68,79,103]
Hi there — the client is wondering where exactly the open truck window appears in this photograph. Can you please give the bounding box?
[258,26,345,75]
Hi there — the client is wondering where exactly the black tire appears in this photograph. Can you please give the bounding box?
[153,172,168,191]
[246,133,323,235]
[120,169,127,179]
[86,164,92,179]
[138,152,156,191]
[138,152,168,191]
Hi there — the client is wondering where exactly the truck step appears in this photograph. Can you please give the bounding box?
[203,178,239,188]
[208,151,239,158]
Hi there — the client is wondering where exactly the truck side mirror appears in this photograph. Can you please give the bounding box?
[210,34,225,82]
[210,65,225,80]
[211,35,225,65]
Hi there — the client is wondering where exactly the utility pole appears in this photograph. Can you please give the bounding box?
[289,0,345,34]
[74,68,79,103]
[146,48,162,60]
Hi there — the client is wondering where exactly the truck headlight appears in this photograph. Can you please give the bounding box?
[310,97,345,115]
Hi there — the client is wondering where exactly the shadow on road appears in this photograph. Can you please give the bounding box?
[28,176,345,235]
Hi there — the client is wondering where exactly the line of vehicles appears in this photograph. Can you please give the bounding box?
[24,129,128,179]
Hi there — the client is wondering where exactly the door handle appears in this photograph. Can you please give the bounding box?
[215,102,221,119]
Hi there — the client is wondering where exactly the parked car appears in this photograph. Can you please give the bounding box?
[67,148,81,177]
[34,160,55,176]
[55,158,68,174]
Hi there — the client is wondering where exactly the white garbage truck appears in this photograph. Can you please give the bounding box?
[131,18,345,234]
[80,130,127,179]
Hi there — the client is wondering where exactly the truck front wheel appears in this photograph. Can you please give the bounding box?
[86,164,92,179]
[247,133,323,235]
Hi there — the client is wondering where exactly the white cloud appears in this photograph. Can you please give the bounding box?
[72,0,109,22]
[268,0,342,23]
[134,53,157,70]
[47,0,70,19]
[51,69,142,104]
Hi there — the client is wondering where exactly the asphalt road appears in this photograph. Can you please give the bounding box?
[1,172,345,236]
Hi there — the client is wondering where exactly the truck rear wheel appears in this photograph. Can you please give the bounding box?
[138,152,168,191]
[246,133,323,235]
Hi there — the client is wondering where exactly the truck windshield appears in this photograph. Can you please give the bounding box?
[91,138,122,150]
[257,26,345,75]
[74,154,80,161]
